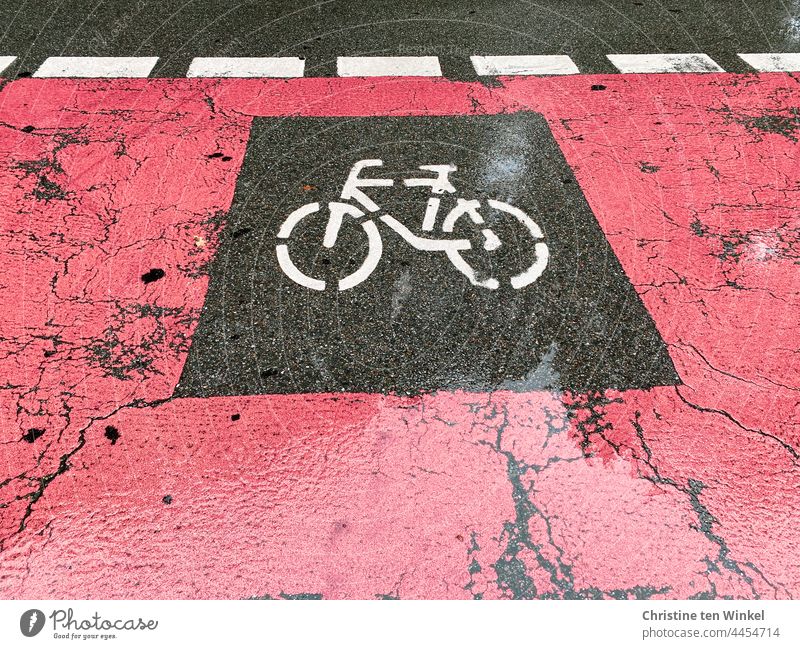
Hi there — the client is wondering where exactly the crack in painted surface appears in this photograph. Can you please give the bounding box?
[0,75,796,599]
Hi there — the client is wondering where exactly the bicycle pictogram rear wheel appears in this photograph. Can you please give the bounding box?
[441,198,549,290]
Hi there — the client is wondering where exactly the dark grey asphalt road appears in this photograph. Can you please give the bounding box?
[0,0,798,78]
[176,113,678,397]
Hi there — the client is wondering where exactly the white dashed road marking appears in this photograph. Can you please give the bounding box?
[336,56,442,77]
[607,53,723,73]
[471,55,579,76]
[738,53,800,71]
[0,56,16,74]
[17,52,800,78]
[187,57,305,78]
[34,56,159,78]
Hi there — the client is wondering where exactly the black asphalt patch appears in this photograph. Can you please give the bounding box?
[176,112,679,396]
[0,0,792,77]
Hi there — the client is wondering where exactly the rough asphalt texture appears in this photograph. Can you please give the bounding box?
[1,0,799,77]
[0,1,797,600]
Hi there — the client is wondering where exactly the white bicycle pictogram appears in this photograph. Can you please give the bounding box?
[275,159,549,291]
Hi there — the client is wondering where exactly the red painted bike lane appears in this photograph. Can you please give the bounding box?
[0,74,796,599]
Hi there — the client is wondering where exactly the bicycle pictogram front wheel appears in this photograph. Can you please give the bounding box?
[275,201,383,291]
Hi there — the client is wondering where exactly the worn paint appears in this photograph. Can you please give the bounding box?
[0,74,797,598]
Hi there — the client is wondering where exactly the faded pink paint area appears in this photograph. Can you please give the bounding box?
[0,391,721,599]
[0,79,251,545]
[0,75,797,599]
